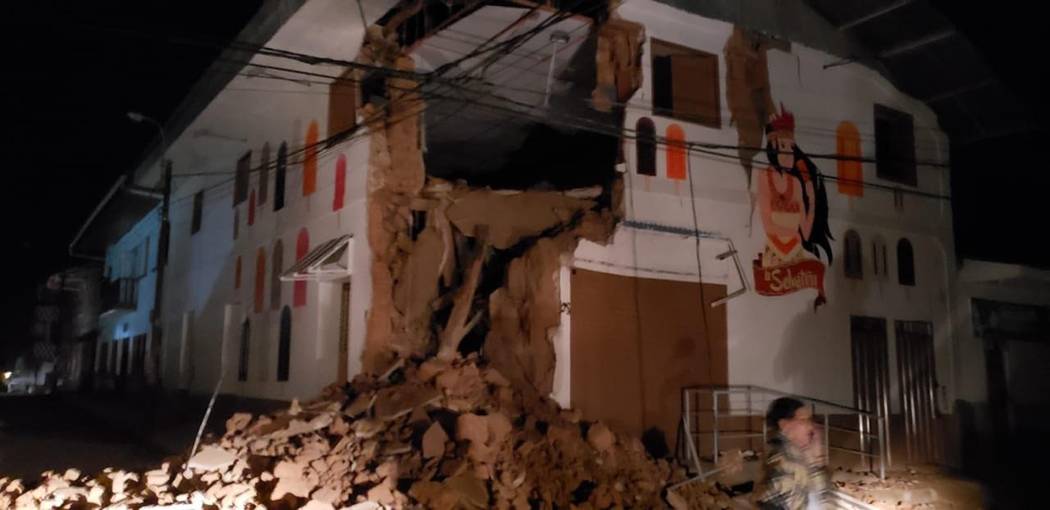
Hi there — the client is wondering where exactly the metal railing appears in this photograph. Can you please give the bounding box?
[679,385,887,480]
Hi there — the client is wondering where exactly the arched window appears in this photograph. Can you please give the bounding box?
[636,117,656,176]
[238,319,250,382]
[333,154,347,211]
[278,306,292,381]
[897,238,915,286]
[234,256,242,290]
[303,121,318,196]
[259,142,270,204]
[294,228,309,307]
[836,121,863,197]
[248,189,256,226]
[844,230,863,279]
[254,248,266,313]
[274,142,288,211]
[666,123,686,180]
[271,240,283,310]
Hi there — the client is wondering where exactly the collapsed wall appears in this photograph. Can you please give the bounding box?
[359,10,644,404]
[0,8,743,510]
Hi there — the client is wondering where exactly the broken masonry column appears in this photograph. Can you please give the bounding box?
[591,15,645,113]
[724,26,782,191]
[362,26,430,373]
[360,10,644,401]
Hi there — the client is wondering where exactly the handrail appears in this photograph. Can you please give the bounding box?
[681,384,875,416]
[680,385,887,481]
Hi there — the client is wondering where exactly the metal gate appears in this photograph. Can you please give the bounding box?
[851,316,892,468]
[895,321,938,463]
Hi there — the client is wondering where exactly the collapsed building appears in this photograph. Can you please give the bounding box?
[60,0,989,503]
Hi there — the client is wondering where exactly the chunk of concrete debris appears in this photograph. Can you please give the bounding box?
[62,468,81,482]
[273,460,302,480]
[109,471,139,500]
[49,486,88,504]
[374,383,442,421]
[445,189,596,250]
[301,499,336,510]
[225,412,253,434]
[87,485,105,506]
[268,412,334,439]
[145,469,170,489]
[187,446,237,472]
[366,479,397,506]
[587,422,616,453]
[346,502,384,510]
[270,472,315,500]
[417,358,448,382]
[456,413,488,445]
[446,473,488,509]
[330,414,351,435]
[423,421,449,459]
[346,391,377,417]
[353,418,386,439]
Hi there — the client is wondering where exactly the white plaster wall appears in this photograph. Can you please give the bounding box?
[151,0,390,401]
[97,208,161,374]
[553,0,956,411]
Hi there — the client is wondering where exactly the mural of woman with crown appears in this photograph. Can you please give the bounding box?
[754,105,834,309]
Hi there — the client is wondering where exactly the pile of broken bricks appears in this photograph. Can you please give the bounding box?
[832,467,955,510]
[0,355,735,509]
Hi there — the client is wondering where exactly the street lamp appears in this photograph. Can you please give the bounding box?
[127,111,167,155]
[126,110,171,391]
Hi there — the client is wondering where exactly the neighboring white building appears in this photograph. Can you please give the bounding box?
[95,209,162,390]
[151,0,390,401]
[951,259,1050,467]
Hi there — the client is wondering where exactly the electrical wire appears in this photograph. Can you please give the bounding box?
[115,0,949,208]
[175,85,952,202]
[181,61,952,201]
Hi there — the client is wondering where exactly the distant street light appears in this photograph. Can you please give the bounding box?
[127,110,172,391]
[127,111,167,155]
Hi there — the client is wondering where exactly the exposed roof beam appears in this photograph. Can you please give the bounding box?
[837,0,912,31]
[878,30,955,59]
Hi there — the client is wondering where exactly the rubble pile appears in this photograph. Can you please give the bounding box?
[832,468,940,510]
[665,478,736,510]
[1,356,698,509]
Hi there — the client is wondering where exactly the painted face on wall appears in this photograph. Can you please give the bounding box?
[772,133,795,171]
[752,104,834,309]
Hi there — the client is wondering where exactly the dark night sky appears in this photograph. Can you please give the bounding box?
[0,2,1044,351]
[1,2,262,351]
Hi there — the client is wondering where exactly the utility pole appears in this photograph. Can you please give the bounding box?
[129,111,170,389]
[151,159,172,388]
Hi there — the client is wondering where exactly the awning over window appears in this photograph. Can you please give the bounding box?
[281,234,353,282]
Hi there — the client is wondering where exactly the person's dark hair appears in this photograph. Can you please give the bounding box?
[766,397,806,431]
